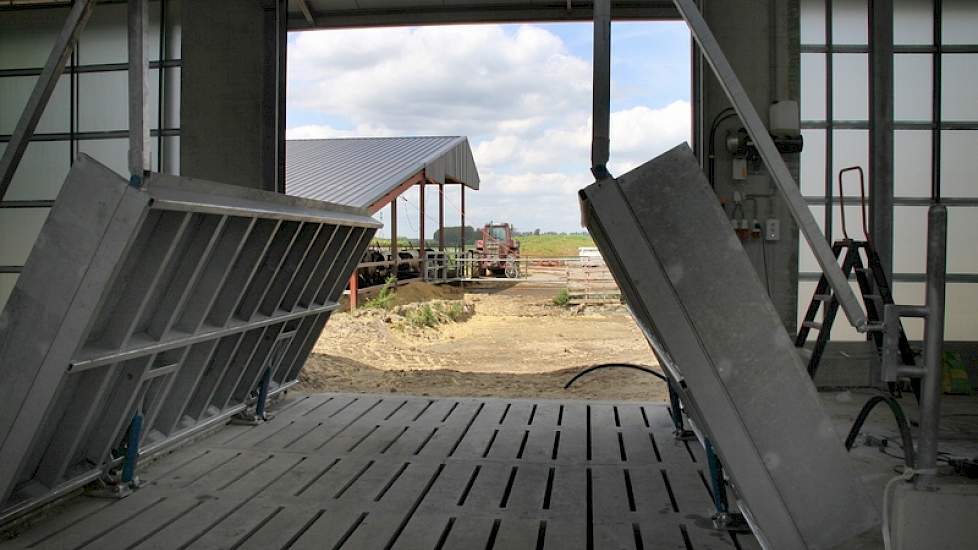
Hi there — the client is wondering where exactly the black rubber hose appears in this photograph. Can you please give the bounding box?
[845,394,916,469]
[708,108,738,189]
[564,363,669,389]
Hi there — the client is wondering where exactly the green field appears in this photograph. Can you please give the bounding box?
[368,233,595,258]
[515,234,594,258]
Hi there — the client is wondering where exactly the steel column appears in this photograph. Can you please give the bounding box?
[917,204,947,484]
[931,0,943,202]
[419,181,426,277]
[438,183,445,252]
[672,0,868,330]
[591,0,612,180]
[0,0,95,200]
[460,185,466,252]
[824,0,834,244]
[349,273,358,310]
[128,0,151,183]
[391,198,398,272]
[261,0,288,194]
[869,0,895,280]
[419,181,426,248]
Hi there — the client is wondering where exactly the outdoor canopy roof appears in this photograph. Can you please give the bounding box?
[286,136,480,211]
[286,0,679,29]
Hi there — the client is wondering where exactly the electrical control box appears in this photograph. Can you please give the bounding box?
[765,218,780,241]
[770,100,800,136]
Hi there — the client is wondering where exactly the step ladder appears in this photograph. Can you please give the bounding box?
[795,167,917,380]
[795,239,917,378]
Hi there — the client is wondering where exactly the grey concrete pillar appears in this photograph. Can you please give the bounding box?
[180,0,285,192]
[697,0,801,332]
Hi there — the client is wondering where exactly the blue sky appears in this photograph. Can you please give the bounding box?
[286,22,690,236]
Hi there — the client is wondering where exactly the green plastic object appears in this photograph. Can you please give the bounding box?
[943,352,973,395]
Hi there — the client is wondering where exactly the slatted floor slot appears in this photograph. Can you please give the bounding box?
[1,394,761,550]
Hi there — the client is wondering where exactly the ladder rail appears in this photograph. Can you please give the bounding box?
[805,244,862,377]
[795,242,845,346]
[796,239,918,380]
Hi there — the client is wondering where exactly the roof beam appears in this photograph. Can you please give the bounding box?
[295,0,315,25]
[368,169,425,214]
[286,1,678,30]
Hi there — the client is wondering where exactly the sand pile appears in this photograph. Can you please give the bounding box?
[342,281,462,311]
[301,288,663,401]
[386,281,461,306]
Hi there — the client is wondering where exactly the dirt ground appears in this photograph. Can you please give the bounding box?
[299,281,668,401]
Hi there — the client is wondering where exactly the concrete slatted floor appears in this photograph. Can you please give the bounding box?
[3,394,759,550]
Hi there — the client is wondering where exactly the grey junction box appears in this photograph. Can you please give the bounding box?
[579,143,878,549]
[0,156,379,518]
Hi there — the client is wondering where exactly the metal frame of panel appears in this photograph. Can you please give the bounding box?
[0,154,379,518]
[580,144,878,550]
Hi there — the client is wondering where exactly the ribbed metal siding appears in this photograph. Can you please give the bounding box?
[285,136,480,209]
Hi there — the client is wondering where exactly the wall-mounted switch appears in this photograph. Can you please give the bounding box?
[732,157,748,180]
[765,218,780,241]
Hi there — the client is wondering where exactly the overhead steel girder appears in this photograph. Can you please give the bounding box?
[0,156,379,518]
[580,144,878,550]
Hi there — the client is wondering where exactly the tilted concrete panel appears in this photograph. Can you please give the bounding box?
[579,144,878,549]
[0,155,379,518]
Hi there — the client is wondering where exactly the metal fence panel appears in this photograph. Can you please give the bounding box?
[0,155,379,517]
[579,144,878,549]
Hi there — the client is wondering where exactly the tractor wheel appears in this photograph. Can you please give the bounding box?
[504,256,520,278]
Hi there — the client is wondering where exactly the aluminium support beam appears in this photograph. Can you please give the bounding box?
[128,0,151,183]
[672,0,868,330]
[0,0,95,200]
[917,204,948,484]
[591,0,611,180]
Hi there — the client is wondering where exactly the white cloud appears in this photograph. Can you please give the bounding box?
[471,100,690,174]
[288,25,591,138]
[287,23,690,233]
[286,123,396,139]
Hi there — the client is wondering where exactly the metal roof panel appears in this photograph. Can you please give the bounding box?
[285,136,480,209]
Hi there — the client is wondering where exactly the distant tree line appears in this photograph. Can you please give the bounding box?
[513,230,590,237]
[432,226,482,246]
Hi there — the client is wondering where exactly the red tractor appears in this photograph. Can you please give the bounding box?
[473,223,521,278]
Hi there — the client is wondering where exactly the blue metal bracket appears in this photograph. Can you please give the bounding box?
[705,438,749,531]
[121,413,142,485]
[667,381,696,440]
[87,413,142,499]
[705,439,728,514]
[255,367,272,421]
[230,367,274,426]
